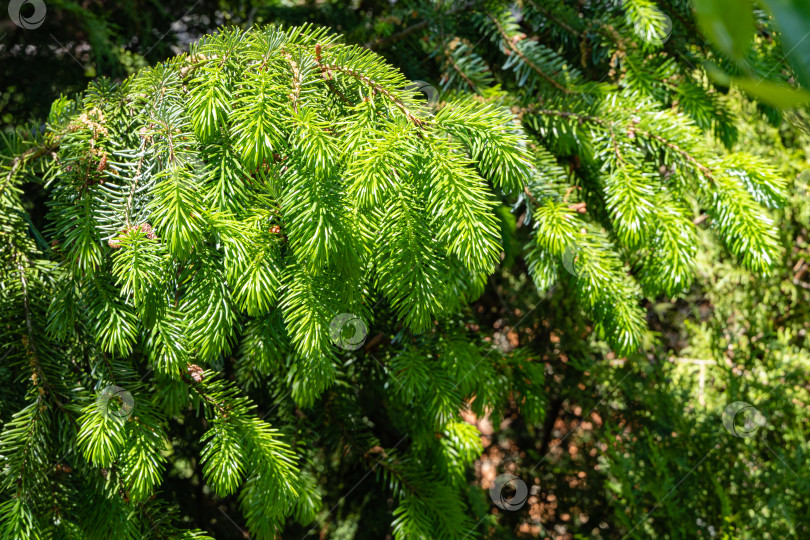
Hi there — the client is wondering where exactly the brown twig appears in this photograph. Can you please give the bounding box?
[314,44,352,106]
[15,251,74,423]
[125,134,150,228]
[315,44,428,131]
[640,131,715,180]
[282,50,301,113]
[182,371,230,417]
[443,47,478,91]
[2,141,59,197]
[526,0,582,37]
[489,15,574,94]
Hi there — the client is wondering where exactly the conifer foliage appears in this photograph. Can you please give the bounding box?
[358,0,789,355]
[45,24,532,395]
[0,1,800,537]
[1,23,536,538]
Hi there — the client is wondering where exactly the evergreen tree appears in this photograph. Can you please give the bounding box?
[1,1,808,538]
[1,22,534,538]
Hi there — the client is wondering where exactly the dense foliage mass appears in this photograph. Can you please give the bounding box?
[2,0,810,539]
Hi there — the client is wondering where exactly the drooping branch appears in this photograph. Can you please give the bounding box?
[315,44,429,130]
[489,15,574,94]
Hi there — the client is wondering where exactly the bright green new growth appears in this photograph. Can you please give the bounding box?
[3,23,534,538]
[469,7,786,354]
[0,11,792,538]
[46,24,532,399]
